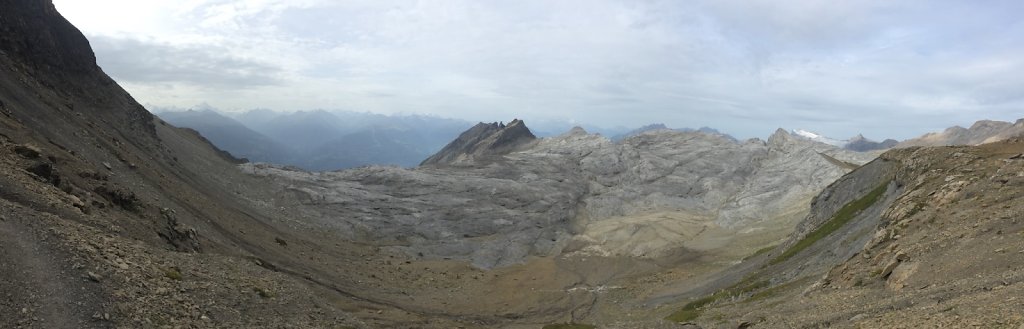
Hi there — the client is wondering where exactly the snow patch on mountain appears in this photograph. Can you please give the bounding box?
[792,129,847,147]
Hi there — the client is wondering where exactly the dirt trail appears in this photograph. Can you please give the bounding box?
[0,201,106,329]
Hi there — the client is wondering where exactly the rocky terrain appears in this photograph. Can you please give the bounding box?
[899,119,1024,147]
[659,137,1024,328]
[253,124,873,269]
[2,2,1024,328]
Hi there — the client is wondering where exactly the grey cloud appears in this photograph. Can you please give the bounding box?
[89,35,283,88]
[67,1,1024,141]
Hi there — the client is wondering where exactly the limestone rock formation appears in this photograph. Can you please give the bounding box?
[253,124,876,268]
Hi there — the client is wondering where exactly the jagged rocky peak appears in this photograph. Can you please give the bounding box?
[566,126,588,136]
[766,128,795,148]
[420,119,537,166]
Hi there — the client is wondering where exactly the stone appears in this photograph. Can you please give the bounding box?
[886,261,919,290]
[86,271,102,282]
[880,258,901,279]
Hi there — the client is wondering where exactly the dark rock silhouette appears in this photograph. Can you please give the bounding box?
[420,119,537,166]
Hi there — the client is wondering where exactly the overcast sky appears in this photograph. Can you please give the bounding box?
[53,0,1024,140]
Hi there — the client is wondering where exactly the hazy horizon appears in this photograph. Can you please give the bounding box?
[53,0,1024,140]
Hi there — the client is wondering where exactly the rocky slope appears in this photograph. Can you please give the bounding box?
[0,2,399,327]
[658,137,1024,328]
[899,119,1024,147]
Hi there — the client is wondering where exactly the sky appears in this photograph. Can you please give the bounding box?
[53,0,1024,140]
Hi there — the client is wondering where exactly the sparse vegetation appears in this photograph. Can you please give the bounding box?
[743,245,777,261]
[906,203,924,219]
[669,182,891,323]
[769,181,891,265]
[667,278,769,322]
[745,276,814,303]
[163,268,182,281]
[254,287,276,298]
[666,294,716,322]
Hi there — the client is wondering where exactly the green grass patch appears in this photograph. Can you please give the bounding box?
[666,294,718,322]
[743,245,777,261]
[769,181,890,265]
[542,324,596,329]
[745,276,815,304]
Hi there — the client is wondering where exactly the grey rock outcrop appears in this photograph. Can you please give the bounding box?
[248,124,876,268]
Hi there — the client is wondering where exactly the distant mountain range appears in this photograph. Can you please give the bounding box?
[897,119,1024,147]
[612,123,736,142]
[791,119,1024,152]
[154,109,755,170]
[155,108,471,171]
[156,105,1024,172]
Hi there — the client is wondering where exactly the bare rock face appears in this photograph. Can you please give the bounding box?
[0,1,98,76]
[251,124,876,268]
[420,119,536,166]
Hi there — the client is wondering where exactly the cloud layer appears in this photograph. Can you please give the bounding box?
[54,0,1024,139]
